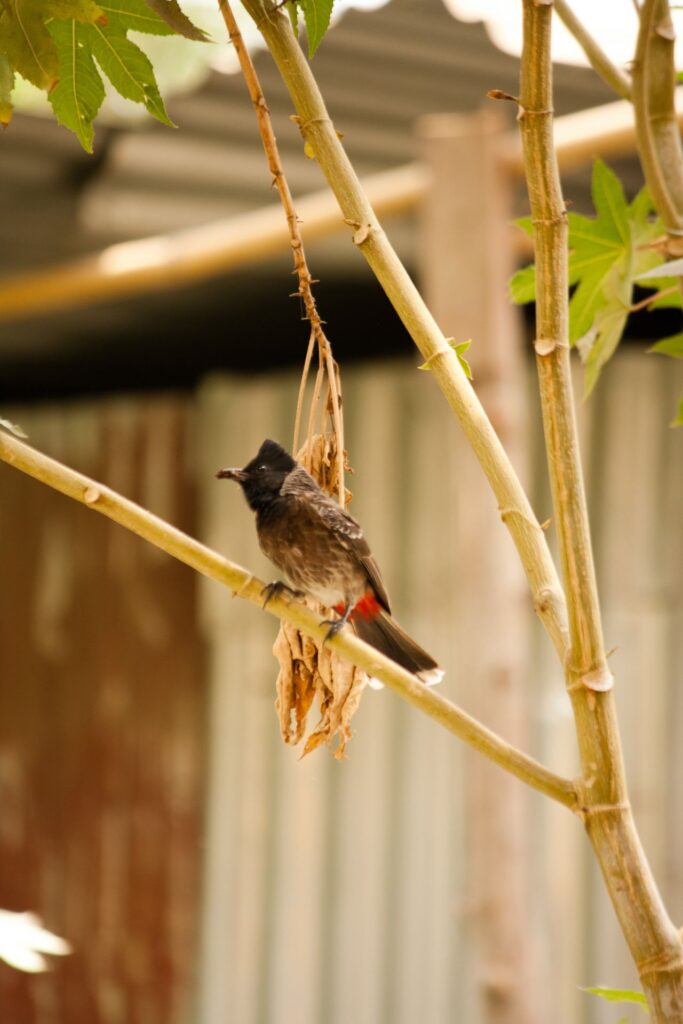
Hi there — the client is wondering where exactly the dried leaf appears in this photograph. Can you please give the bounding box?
[272,433,366,757]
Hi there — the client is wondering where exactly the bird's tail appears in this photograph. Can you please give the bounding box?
[353,610,443,687]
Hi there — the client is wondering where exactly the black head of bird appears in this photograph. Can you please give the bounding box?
[216,438,296,511]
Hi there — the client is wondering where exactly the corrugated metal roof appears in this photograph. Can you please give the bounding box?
[0,0,639,393]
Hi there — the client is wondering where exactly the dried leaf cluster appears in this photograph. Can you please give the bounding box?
[273,433,368,759]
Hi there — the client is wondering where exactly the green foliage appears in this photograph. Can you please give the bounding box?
[418,338,474,380]
[582,986,649,1012]
[288,0,334,57]
[0,0,210,145]
[510,159,680,399]
[0,52,13,123]
[48,19,105,152]
[648,332,683,425]
[0,0,104,91]
[82,14,174,126]
[650,333,683,357]
[144,0,208,41]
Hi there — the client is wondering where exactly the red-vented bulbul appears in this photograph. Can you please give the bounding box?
[216,439,443,686]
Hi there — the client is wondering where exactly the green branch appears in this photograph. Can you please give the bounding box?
[0,428,577,809]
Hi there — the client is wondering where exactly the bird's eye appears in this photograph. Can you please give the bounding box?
[258,464,268,472]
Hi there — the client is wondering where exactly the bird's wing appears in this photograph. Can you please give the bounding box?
[282,466,392,612]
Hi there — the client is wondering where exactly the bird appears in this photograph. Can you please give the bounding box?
[216,438,443,686]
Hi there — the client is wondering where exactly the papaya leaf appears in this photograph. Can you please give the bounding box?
[650,333,683,357]
[510,163,669,394]
[0,54,13,125]
[509,263,536,304]
[0,1,60,89]
[98,0,175,35]
[298,0,334,57]
[83,18,174,126]
[48,19,105,152]
[0,0,103,90]
[143,0,209,41]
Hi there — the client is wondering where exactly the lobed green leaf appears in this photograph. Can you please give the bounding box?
[143,0,208,41]
[98,0,176,35]
[48,18,105,152]
[84,19,174,126]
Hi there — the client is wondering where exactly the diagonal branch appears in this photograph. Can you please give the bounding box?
[237,0,570,665]
[553,0,632,100]
[0,428,577,810]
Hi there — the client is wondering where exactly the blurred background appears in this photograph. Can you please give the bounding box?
[0,0,682,1022]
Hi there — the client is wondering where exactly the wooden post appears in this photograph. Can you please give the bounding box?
[418,108,543,1024]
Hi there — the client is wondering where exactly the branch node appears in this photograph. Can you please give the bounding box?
[575,799,631,823]
[534,337,567,355]
[566,665,614,693]
[352,224,371,246]
[638,949,683,977]
[83,486,101,505]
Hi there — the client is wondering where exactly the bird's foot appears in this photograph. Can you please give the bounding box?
[322,605,352,642]
[261,581,304,609]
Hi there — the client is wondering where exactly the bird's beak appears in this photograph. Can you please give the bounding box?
[216,467,247,482]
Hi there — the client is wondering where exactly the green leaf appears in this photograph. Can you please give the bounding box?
[84,19,174,125]
[0,0,60,89]
[44,0,104,16]
[287,0,299,34]
[143,0,209,41]
[48,18,105,152]
[98,0,175,35]
[581,986,649,1010]
[650,332,683,357]
[591,158,630,245]
[0,0,104,90]
[0,54,14,125]
[0,416,28,439]
[514,215,534,237]
[452,338,473,380]
[298,0,334,57]
[509,264,536,304]
[672,395,683,426]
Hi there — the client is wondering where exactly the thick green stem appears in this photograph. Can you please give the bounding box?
[0,428,577,809]
[519,2,683,1018]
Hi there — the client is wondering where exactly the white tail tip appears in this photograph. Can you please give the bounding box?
[417,667,444,686]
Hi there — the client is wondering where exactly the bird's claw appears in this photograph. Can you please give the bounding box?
[261,581,304,609]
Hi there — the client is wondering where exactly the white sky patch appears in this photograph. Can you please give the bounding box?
[445,0,683,68]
